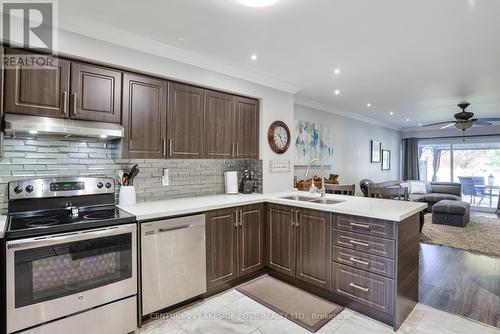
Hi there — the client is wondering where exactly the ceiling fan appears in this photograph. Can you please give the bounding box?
[422,103,500,132]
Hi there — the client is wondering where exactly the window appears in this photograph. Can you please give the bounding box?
[418,138,500,211]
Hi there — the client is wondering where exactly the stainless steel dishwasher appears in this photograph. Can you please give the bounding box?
[141,214,206,315]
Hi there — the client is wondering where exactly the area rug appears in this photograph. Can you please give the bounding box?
[420,213,500,257]
[236,275,344,332]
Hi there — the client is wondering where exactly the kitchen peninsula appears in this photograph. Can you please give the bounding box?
[120,191,426,331]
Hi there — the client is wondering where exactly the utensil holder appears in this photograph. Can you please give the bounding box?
[119,186,136,206]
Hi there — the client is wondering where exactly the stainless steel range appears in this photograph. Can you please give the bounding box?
[5,177,137,334]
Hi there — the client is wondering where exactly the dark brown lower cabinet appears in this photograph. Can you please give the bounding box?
[296,209,331,290]
[266,204,331,289]
[266,204,296,277]
[206,208,238,288]
[206,205,264,289]
[238,204,265,276]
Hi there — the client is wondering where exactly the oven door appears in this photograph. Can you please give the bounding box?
[6,224,137,334]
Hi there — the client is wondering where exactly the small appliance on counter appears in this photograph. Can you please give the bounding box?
[239,169,256,194]
[224,171,239,195]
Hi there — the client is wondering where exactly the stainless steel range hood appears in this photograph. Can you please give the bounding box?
[4,113,125,139]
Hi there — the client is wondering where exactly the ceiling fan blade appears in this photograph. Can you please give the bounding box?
[474,120,493,126]
[422,121,455,127]
[476,117,500,122]
[440,123,456,129]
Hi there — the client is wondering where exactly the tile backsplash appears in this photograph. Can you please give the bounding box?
[0,137,262,214]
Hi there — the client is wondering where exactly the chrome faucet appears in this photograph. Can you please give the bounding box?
[304,159,326,197]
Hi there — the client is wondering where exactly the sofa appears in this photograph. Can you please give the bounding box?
[360,179,461,212]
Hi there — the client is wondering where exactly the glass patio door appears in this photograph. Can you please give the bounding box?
[419,137,500,212]
[453,142,500,211]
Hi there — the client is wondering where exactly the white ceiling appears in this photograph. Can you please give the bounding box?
[59,0,500,130]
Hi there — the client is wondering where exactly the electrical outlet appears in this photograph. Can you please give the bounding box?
[162,169,169,186]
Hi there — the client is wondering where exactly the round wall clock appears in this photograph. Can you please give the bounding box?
[267,121,291,154]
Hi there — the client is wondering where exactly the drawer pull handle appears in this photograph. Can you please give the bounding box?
[350,240,370,247]
[350,222,371,229]
[350,257,370,266]
[350,283,370,292]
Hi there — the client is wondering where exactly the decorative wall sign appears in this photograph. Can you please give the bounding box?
[269,160,291,173]
[381,150,391,170]
[294,120,334,165]
[371,140,381,163]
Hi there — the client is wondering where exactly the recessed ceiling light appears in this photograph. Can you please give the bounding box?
[334,89,340,95]
[406,118,411,122]
[418,123,423,127]
[333,68,341,75]
[239,0,279,7]
[389,111,394,116]
[100,134,108,139]
[251,54,258,61]
[29,130,38,134]
[366,103,372,108]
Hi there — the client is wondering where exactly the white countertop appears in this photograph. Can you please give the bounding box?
[119,191,427,222]
[0,215,6,238]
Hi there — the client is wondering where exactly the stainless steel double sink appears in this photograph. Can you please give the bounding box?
[278,195,344,205]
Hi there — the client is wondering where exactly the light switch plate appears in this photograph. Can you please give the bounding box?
[162,169,169,186]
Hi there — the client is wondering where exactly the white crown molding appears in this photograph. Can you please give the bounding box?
[294,96,402,131]
[56,12,300,94]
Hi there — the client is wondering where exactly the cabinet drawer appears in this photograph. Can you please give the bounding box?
[332,229,395,259]
[332,246,395,278]
[332,263,394,314]
[333,214,395,239]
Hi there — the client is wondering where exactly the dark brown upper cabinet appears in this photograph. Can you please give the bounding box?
[204,90,235,159]
[122,73,167,159]
[4,49,70,118]
[206,207,238,288]
[295,208,331,290]
[167,83,204,159]
[237,204,265,276]
[70,62,122,123]
[234,96,259,159]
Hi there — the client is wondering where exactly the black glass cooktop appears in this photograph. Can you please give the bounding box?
[7,206,135,239]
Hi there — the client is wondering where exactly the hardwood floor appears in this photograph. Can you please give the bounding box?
[419,242,500,328]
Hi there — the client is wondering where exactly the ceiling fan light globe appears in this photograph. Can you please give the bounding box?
[455,121,473,130]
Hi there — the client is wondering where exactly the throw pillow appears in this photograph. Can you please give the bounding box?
[409,181,427,194]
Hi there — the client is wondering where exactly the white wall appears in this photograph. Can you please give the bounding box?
[294,104,402,191]
[52,29,295,193]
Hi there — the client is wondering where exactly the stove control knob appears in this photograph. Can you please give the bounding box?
[105,182,112,189]
[14,185,23,194]
[25,185,34,193]
[97,182,104,189]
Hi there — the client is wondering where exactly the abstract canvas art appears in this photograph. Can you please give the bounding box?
[294,120,334,165]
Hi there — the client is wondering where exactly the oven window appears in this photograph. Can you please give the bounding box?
[14,233,132,308]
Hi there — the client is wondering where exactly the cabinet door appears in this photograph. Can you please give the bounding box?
[206,208,238,288]
[204,90,235,159]
[296,209,332,289]
[167,83,204,158]
[234,96,259,159]
[122,73,167,159]
[4,49,70,118]
[70,62,122,123]
[238,204,264,276]
[266,204,296,277]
